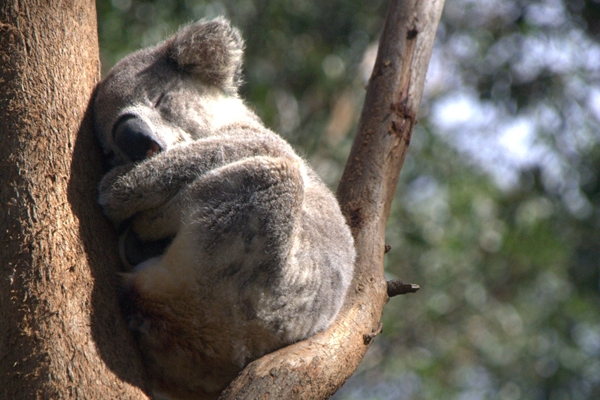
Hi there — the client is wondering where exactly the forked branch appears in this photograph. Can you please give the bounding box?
[219,0,445,398]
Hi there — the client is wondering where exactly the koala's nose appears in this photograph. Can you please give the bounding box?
[114,117,163,162]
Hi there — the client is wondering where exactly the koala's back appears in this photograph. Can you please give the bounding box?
[94,18,355,400]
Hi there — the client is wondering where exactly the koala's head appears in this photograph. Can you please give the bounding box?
[94,17,258,166]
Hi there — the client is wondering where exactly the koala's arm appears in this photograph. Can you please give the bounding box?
[98,133,294,225]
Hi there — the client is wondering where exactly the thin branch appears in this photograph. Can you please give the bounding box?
[387,280,421,297]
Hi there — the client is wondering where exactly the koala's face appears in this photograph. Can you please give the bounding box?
[94,18,255,166]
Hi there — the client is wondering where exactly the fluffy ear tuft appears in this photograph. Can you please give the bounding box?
[168,17,244,94]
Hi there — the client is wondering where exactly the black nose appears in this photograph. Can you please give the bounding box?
[113,117,162,162]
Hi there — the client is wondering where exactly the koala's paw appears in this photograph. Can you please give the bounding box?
[98,164,137,225]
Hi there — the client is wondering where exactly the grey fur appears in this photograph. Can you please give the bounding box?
[94,18,355,400]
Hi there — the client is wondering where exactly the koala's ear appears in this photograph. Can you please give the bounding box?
[168,17,244,94]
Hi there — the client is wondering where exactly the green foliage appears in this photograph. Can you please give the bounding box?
[98,1,600,398]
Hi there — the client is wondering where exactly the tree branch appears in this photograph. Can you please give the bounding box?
[219,0,445,398]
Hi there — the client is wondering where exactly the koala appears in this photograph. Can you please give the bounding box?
[94,17,355,400]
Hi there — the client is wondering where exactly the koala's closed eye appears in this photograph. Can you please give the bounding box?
[153,93,166,108]
[113,116,164,162]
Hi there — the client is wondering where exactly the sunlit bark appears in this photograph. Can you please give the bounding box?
[0,1,148,397]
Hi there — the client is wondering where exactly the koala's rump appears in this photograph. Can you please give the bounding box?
[126,155,306,395]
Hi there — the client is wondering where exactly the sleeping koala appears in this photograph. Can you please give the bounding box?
[94,17,355,400]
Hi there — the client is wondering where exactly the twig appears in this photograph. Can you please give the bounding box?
[387,279,420,297]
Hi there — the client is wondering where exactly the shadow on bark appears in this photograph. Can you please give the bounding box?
[66,93,150,394]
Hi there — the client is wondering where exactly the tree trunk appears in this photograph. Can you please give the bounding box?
[0,1,148,398]
[220,0,445,398]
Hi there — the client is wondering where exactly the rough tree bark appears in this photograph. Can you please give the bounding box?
[0,1,149,398]
[220,0,445,398]
[0,0,443,398]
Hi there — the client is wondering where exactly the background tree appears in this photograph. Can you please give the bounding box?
[98,0,600,399]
